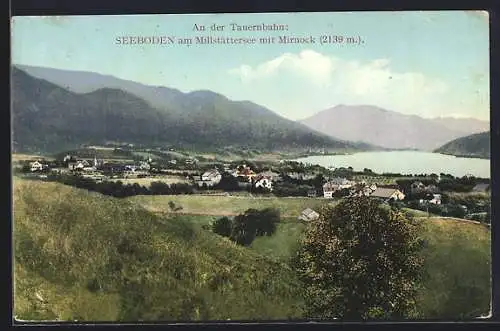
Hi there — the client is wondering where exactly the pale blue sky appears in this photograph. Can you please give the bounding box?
[11,11,489,120]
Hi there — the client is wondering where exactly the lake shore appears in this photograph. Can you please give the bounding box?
[291,150,490,178]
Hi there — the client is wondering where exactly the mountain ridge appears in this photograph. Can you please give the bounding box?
[300,104,489,151]
[433,131,490,159]
[11,66,372,154]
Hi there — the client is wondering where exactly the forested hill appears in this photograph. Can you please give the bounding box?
[434,131,490,159]
[11,66,372,154]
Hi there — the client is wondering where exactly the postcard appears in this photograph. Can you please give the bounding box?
[11,11,491,322]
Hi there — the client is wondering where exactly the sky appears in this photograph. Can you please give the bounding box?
[11,11,490,121]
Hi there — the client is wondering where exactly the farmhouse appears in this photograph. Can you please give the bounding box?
[298,208,320,222]
[370,188,405,201]
[235,165,257,181]
[197,169,222,187]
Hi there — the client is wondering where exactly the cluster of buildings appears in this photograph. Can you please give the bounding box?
[320,177,407,202]
[196,164,280,191]
[27,155,153,181]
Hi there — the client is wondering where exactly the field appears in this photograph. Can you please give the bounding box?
[127,195,329,218]
[12,153,54,162]
[109,175,189,187]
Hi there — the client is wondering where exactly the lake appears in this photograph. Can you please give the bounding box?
[293,151,490,178]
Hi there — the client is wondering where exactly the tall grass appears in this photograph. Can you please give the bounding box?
[13,179,304,321]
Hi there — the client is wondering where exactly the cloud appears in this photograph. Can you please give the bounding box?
[229,50,336,86]
[227,50,461,119]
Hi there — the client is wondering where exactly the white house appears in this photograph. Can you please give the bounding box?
[139,161,151,170]
[429,194,442,205]
[254,176,273,191]
[30,161,44,172]
[298,208,320,222]
[197,169,222,187]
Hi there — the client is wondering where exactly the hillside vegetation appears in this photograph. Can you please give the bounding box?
[434,131,490,159]
[13,179,304,321]
[415,218,491,318]
[11,66,367,154]
[13,179,491,320]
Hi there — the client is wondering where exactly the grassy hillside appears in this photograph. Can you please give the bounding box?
[13,180,491,320]
[13,179,304,321]
[415,218,491,318]
[147,209,492,319]
[434,131,490,159]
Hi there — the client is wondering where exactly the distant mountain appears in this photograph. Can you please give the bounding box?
[434,131,490,159]
[430,117,490,135]
[299,105,488,151]
[15,64,186,112]
[11,66,370,154]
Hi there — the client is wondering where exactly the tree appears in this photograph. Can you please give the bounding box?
[229,208,281,246]
[230,213,256,246]
[294,197,424,320]
[212,216,233,238]
[255,208,280,236]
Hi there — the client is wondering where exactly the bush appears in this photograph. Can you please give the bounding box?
[212,217,233,238]
[229,208,281,246]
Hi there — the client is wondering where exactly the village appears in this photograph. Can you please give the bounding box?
[15,146,491,225]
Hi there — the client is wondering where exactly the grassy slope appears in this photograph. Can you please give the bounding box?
[127,195,328,218]
[249,215,491,318]
[13,179,304,321]
[167,211,491,318]
[415,218,491,318]
[14,180,491,320]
